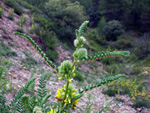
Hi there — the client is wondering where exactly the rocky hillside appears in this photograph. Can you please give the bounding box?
[0,1,149,113]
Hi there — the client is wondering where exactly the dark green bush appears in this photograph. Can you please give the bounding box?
[103,88,118,96]
[14,6,23,15]
[114,39,133,49]
[127,54,138,63]
[4,0,23,15]
[29,16,58,61]
[74,70,84,82]
[142,56,150,66]
[85,29,107,46]
[102,20,124,41]
[45,0,87,42]
[16,0,33,10]
[45,50,58,62]
[97,16,106,36]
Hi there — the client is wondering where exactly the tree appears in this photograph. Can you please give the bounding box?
[140,0,150,32]
[102,20,124,41]
[97,16,106,36]
[45,0,87,42]
[99,0,130,22]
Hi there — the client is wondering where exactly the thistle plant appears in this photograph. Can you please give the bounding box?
[0,21,130,113]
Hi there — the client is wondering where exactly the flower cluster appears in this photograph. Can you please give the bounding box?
[58,60,76,82]
[74,36,86,48]
[73,36,88,60]
[56,84,79,109]
[74,48,88,60]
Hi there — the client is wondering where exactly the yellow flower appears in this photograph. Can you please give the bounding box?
[132,96,136,100]
[142,92,146,97]
[49,108,53,113]
[58,77,63,81]
[68,78,73,83]
[56,84,79,109]
[72,73,76,77]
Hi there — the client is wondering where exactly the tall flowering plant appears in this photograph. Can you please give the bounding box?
[0,21,130,113]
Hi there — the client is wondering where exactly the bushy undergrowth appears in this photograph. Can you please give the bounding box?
[102,20,124,41]
[4,0,23,15]
[28,15,58,61]
[103,63,150,108]
[0,39,17,57]
[8,9,14,20]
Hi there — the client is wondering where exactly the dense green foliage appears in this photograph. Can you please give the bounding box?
[45,0,87,42]
[12,0,150,60]
[102,20,124,41]
[4,0,23,15]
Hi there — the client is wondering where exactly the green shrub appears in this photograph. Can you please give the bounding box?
[84,29,107,51]
[103,77,150,108]
[17,16,27,33]
[130,65,142,75]
[102,20,125,41]
[45,49,58,62]
[16,0,33,10]
[85,29,107,46]
[142,56,150,66]
[45,0,87,42]
[0,65,7,90]
[97,16,106,36]
[74,70,84,82]
[127,54,138,63]
[8,9,14,20]
[114,39,133,49]
[28,15,58,61]
[14,6,23,15]
[4,0,23,15]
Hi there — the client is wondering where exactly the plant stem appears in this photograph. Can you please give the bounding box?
[60,60,77,112]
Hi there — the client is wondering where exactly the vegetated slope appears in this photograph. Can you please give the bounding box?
[1,2,148,113]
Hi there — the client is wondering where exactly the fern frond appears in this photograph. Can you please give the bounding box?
[41,94,51,107]
[9,78,36,110]
[38,75,47,99]
[13,32,58,73]
[0,95,10,113]
[16,100,27,113]
[78,20,89,37]
[79,51,130,62]
[78,74,127,94]
[28,96,37,111]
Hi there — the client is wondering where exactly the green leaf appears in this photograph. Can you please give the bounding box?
[13,32,59,73]
[78,74,127,94]
[78,20,89,36]
[41,95,51,107]
[79,51,130,62]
